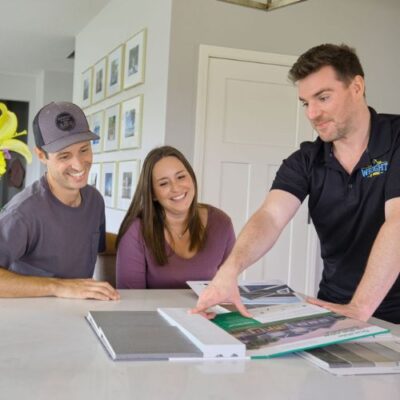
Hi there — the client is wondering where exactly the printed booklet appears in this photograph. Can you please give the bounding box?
[187,280,303,305]
[210,303,390,358]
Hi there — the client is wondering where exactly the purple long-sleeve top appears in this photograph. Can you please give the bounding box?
[116,205,235,289]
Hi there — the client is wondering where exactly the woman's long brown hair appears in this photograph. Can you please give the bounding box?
[116,146,206,265]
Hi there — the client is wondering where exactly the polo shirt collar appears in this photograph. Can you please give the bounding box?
[366,107,391,159]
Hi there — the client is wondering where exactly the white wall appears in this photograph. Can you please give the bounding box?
[73,0,172,233]
[166,0,400,162]
[41,70,73,106]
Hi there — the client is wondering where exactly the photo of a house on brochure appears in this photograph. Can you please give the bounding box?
[212,305,390,359]
[187,280,303,305]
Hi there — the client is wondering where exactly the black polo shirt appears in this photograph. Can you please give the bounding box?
[271,108,400,323]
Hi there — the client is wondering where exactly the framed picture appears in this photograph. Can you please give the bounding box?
[85,113,91,130]
[88,163,101,191]
[101,162,117,208]
[106,45,124,97]
[116,160,140,210]
[103,104,120,152]
[89,111,104,153]
[92,57,106,104]
[123,29,146,89]
[120,96,143,149]
[81,68,92,108]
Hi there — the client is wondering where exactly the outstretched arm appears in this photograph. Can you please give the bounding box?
[191,190,301,317]
[0,268,120,300]
[309,197,400,321]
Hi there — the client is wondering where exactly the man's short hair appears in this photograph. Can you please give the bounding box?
[288,43,364,85]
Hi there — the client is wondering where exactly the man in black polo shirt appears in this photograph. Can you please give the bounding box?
[192,44,400,324]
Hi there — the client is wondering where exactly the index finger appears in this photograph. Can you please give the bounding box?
[233,300,252,318]
[189,296,217,316]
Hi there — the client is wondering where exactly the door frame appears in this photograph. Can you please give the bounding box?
[193,44,322,295]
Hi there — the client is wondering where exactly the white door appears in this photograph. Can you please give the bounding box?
[194,46,321,295]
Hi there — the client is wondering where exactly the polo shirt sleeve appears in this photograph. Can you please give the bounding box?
[385,142,400,201]
[270,146,311,203]
[0,209,29,269]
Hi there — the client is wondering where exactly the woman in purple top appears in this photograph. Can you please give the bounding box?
[116,146,235,289]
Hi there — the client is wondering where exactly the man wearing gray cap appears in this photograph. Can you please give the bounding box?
[0,102,119,300]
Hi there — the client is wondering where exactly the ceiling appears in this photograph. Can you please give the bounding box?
[0,0,110,75]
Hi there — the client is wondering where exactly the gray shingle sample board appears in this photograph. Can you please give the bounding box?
[86,310,203,360]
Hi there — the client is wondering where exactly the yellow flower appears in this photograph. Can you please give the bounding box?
[0,151,6,176]
[0,102,32,177]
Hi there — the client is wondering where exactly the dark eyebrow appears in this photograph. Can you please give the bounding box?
[56,143,90,157]
[155,169,186,182]
[299,88,333,102]
[57,151,70,157]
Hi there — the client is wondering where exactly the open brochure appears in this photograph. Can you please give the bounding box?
[187,280,303,305]
[211,304,390,358]
[297,334,400,375]
[86,303,389,361]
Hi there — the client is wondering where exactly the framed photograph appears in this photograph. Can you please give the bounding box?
[101,162,117,208]
[103,104,120,152]
[120,96,143,149]
[81,68,92,108]
[116,160,140,210]
[123,29,146,89]
[106,45,124,97]
[85,113,91,129]
[92,57,107,104]
[88,163,101,191]
[89,111,104,153]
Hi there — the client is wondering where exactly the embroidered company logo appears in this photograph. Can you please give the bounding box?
[361,159,389,178]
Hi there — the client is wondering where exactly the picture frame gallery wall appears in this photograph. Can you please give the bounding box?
[80,28,146,211]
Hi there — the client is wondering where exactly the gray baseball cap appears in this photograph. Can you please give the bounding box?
[33,101,99,152]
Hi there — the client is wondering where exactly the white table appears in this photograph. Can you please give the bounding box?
[0,290,399,400]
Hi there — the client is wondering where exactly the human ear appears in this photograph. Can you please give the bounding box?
[34,147,48,165]
[352,75,365,97]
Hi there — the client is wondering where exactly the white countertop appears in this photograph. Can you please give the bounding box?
[0,289,399,400]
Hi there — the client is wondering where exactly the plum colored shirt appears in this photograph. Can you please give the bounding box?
[116,205,235,289]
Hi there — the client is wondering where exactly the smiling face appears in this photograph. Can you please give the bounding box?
[36,141,92,203]
[298,65,365,143]
[151,156,195,219]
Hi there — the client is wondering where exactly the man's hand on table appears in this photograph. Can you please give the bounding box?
[52,278,120,301]
[307,296,371,321]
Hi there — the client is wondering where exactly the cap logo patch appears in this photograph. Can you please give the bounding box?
[56,112,76,131]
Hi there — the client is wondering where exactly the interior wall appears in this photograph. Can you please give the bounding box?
[42,70,73,106]
[166,0,400,163]
[73,0,173,233]
[72,0,400,233]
